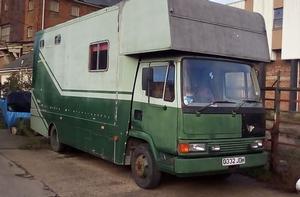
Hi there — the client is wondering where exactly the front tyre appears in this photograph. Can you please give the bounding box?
[131,144,161,189]
[50,126,65,153]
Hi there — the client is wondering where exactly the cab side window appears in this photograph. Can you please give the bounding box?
[164,65,175,102]
[142,63,175,102]
[149,66,167,98]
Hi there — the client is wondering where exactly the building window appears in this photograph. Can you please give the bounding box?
[27,26,33,38]
[273,8,283,29]
[0,25,10,42]
[0,0,2,15]
[54,34,61,44]
[4,0,8,11]
[49,0,59,12]
[28,0,34,11]
[71,6,80,17]
[89,42,109,71]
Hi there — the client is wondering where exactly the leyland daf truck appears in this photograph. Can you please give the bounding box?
[31,0,270,189]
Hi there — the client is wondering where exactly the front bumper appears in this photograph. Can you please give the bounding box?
[174,152,268,175]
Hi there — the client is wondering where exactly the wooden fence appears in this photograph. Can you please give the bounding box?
[262,71,300,170]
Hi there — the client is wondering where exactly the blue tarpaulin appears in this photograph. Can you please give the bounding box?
[0,92,31,128]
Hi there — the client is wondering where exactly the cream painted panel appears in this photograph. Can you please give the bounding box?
[40,8,120,93]
[253,0,276,60]
[120,0,171,55]
[282,0,300,60]
[117,55,139,94]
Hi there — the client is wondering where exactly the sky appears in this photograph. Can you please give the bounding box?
[210,0,240,4]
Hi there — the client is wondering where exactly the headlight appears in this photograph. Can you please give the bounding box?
[250,140,263,150]
[255,140,263,147]
[210,145,221,152]
[189,143,206,152]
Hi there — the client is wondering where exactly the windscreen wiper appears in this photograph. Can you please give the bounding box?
[197,100,236,115]
[233,99,260,113]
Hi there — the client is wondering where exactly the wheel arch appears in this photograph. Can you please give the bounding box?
[48,122,57,137]
[125,130,159,165]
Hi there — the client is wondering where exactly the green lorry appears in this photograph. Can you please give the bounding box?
[31,0,270,188]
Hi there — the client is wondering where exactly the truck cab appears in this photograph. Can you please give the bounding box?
[130,56,267,188]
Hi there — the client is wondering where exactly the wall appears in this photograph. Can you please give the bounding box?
[0,0,25,42]
[282,0,300,60]
[23,0,42,41]
[1,0,101,42]
[44,0,100,29]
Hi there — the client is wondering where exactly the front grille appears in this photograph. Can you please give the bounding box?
[208,139,259,155]
[242,113,266,138]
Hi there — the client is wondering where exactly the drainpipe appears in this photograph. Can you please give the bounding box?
[258,63,266,103]
[42,0,46,30]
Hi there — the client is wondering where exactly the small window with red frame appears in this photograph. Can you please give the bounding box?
[89,42,108,71]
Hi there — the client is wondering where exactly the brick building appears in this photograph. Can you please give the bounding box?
[229,0,300,111]
[0,0,109,43]
[0,0,121,91]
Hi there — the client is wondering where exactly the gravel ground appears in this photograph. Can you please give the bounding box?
[0,129,298,197]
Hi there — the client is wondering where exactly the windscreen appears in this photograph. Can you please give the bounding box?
[182,58,260,106]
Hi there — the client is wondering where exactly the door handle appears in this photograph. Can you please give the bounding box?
[152,104,167,111]
[162,105,167,111]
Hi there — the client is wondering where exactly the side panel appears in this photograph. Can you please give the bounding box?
[31,33,49,137]
[31,9,138,164]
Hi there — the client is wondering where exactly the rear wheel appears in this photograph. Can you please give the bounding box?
[50,126,65,152]
[131,144,161,189]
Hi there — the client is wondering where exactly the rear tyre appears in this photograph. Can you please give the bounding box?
[131,143,161,189]
[50,126,65,153]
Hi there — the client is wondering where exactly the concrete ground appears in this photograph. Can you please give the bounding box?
[0,129,298,197]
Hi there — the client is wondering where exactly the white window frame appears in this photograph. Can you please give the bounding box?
[4,0,7,11]
[71,5,80,17]
[49,0,59,12]
[28,0,34,11]
[27,26,33,38]
[1,25,10,42]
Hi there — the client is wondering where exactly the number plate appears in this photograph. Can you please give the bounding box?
[222,157,246,166]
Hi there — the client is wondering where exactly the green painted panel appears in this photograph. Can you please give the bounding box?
[31,48,132,164]
[174,152,268,175]
[182,113,242,139]
[131,102,178,155]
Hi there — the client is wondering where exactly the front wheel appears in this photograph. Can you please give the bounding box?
[131,144,161,189]
[50,126,65,153]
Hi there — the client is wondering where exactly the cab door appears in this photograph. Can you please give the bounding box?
[132,61,178,154]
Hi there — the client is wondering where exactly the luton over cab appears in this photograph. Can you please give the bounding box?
[31,0,270,189]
